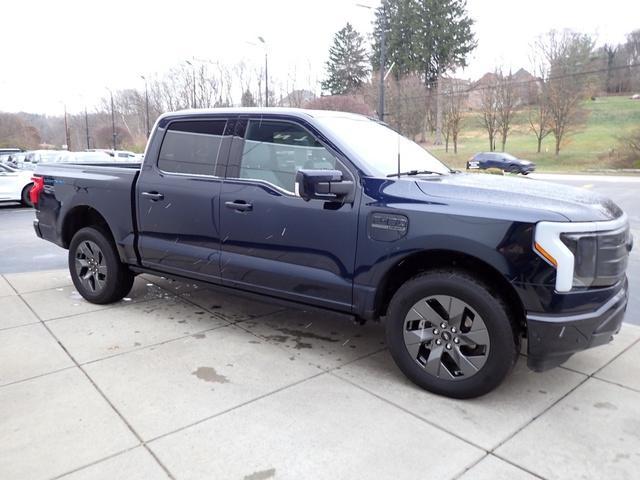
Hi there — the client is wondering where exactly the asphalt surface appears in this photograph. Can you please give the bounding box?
[1,173,638,325]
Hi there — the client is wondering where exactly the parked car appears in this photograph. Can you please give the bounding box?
[0,163,34,206]
[31,108,631,398]
[88,149,142,161]
[467,152,535,174]
[0,148,23,166]
[49,151,114,163]
[23,150,64,168]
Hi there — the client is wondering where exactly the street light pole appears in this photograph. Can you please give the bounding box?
[258,36,268,107]
[185,60,196,108]
[110,90,117,150]
[378,2,387,121]
[84,106,90,149]
[141,75,150,137]
[63,104,71,151]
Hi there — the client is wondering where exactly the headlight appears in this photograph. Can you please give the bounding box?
[534,215,630,292]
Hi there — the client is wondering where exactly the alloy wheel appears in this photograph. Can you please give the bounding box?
[75,240,107,293]
[403,295,490,380]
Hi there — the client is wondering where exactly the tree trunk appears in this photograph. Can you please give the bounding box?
[555,136,561,155]
[453,134,458,154]
[445,137,449,152]
[537,136,542,153]
[434,76,442,145]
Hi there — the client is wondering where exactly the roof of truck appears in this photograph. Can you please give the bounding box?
[161,107,371,121]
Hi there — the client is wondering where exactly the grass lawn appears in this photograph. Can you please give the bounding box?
[422,95,640,172]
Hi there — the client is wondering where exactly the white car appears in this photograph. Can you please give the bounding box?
[0,163,34,206]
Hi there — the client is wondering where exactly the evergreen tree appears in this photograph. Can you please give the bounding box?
[322,23,370,95]
[372,0,476,84]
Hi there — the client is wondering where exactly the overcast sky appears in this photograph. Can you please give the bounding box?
[1,0,638,115]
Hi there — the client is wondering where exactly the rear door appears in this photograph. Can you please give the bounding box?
[219,116,360,310]
[136,117,232,282]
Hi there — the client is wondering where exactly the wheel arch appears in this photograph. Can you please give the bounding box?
[61,205,116,250]
[373,249,526,333]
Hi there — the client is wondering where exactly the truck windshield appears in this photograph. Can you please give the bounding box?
[316,115,451,177]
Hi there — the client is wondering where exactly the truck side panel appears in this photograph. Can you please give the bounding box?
[34,163,140,265]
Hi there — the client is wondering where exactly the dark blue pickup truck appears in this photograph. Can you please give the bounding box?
[31,108,632,398]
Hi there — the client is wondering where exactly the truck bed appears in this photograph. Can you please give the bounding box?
[33,162,142,266]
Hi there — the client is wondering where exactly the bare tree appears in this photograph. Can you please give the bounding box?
[535,30,595,155]
[479,77,500,151]
[442,78,466,153]
[496,69,516,151]
[528,84,552,153]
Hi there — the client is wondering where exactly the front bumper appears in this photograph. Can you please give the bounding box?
[526,282,628,371]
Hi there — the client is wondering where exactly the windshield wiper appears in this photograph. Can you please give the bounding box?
[387,170,445,178]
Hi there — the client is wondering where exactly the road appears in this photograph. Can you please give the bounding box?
[1,173,638,325]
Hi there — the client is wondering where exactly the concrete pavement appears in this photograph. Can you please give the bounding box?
[1,269,639,479]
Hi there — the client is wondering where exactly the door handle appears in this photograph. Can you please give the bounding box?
[142,191,164,201]
[225,200,253,212]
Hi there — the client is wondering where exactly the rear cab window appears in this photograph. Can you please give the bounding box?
[158,120,227,176]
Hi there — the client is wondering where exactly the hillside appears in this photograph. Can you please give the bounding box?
[429,95,640,172]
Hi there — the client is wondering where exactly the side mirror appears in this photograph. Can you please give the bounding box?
[295,169,354,202]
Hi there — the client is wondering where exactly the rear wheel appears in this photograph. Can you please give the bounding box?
[21,183,33,207]
[69,227,135,304]
[385,270,519,398]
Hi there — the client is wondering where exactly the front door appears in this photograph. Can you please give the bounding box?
[219,117,359,310]
[136,118,230,282]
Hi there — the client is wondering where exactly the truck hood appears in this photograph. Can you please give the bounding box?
[415,173,623,222]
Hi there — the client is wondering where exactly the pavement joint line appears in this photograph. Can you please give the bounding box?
[145,370,328,445]
[28,295,162,324]
[0,320,41,332]
[77,321,232,367]
[328,370,488,453]
[48,444,142,480]
[482,334,640,459]
[591,375,640,394]
[450,452,547,480]
[0,365,77,389]
[17,290,177,480]
[141,371,322,468]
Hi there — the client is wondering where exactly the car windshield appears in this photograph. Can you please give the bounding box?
[502,153,517,160]
[315,115,450,177]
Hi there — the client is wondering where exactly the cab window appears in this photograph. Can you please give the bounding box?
[158,120,226,176]
[238,120,339,193]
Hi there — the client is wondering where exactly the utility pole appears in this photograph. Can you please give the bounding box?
[63,104,71,151]
[141,75,150,137]
[84,106,90,149]
[110,91,117,150]
[258,37,269,107]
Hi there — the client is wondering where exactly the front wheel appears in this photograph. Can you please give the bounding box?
[69,227,135,304]
[385,270,519,398]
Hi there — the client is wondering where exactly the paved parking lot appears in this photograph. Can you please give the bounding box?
[1,269,639,480]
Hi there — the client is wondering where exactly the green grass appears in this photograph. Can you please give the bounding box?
[424,96,640,172]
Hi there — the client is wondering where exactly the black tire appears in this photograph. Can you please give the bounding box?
[68,227,135,304]
[21,183,34,208]
[385,269,519,399]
